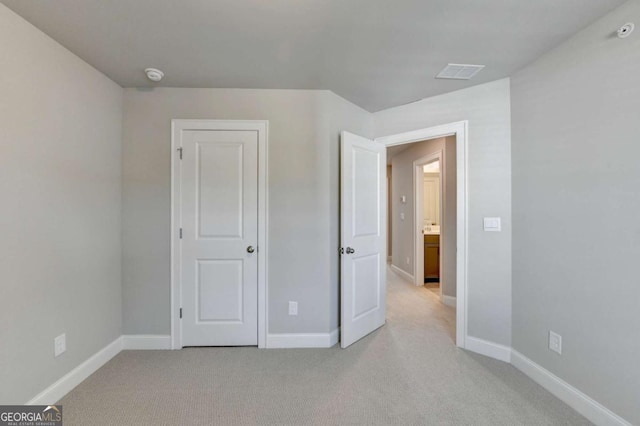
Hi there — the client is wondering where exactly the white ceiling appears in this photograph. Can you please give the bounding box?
[2,0,624,112]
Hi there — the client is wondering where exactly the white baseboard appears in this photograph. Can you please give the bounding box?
[390,264,414,284]
[267,329,339,348]
[26,336,123,405]
[329,328,340,347]
[442,295,456,307]
[511,350,631,426]
[122,334,171,350]
[465,336,511,363]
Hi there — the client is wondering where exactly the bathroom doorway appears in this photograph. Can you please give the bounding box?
[417,154,442,297]
[386,134,457,310]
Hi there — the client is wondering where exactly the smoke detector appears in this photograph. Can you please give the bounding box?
[618,23,634,39]
[436,63,485,80]
[145,68,164,82]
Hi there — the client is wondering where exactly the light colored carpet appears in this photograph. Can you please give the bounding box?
[423,283,440,297]
[59,268,590,425]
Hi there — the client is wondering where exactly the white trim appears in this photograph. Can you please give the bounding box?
[442,295,456,307]
[122,335,171,350]
[171,120,269,349]
[26,337,123,405]
[329,328,340,347]
[390,263,414,284]
[511,350,631,426]
[413,150,443,289]
[377,120,468,349]
[465,336,511,363]
[267,329,340,348]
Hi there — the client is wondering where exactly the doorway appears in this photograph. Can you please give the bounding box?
[340,121,467,349]
[170,120,268,349]
[415,152,443,298]
[376,121,467,348]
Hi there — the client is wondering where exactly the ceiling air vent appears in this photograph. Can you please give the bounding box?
[436,63,485,80]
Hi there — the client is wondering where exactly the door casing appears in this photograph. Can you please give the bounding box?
[171,119,269,349]
[376,121,468,349]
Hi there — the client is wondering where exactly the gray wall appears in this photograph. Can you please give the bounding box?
[0,4,123,404]
[375,79,512,346]
[390,137,457,298]
[511,1,640,423]
[322,93,376,331]
[122,88,372,335]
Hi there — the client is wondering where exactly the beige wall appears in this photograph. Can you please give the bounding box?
[122,88,373,336]
[390,137,457,298]
[0,4,123,404]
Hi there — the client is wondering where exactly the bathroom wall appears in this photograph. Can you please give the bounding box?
[390,137,456,298]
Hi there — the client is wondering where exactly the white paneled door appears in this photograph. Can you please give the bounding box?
[340,132,387,348]
[180,129,258,346]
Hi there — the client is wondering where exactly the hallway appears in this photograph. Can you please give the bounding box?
[58,268,589,425]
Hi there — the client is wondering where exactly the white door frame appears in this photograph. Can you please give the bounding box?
[414,150,443,297]
[170,119,269,349]
[376,121,467,348]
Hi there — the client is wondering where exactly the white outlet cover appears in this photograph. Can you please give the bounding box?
[400,213,405,221]
[549,331,562,355]
[288,301,298,316]
[54,333,66,357]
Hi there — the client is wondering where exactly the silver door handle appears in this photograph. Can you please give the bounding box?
[247,246,255,253]
[346,247,355,254]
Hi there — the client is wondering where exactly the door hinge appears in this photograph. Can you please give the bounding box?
[179,308,182,319]
[178,147,183,160]
[179,228,183,239]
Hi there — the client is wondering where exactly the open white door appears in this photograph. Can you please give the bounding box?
[340,131,387,348]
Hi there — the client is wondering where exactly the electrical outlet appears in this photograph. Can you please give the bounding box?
[549,331,562,355]
[288,301,298,316]
[54,333,66,357]
[400,212,405,221]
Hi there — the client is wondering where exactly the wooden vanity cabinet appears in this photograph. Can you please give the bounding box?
[424,234,440,282]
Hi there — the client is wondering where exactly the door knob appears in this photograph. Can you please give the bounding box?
[247,246,255,253]
[346,247,355,254]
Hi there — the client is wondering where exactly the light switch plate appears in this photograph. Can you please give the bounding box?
[401,196,406,203]
[483,217,501,232]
